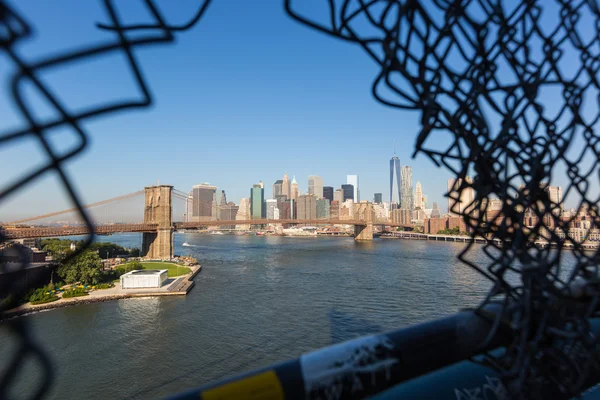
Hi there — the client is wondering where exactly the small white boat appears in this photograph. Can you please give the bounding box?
[182,242,191,247]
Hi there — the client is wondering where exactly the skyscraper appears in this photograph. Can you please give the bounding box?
[219,202,239,228]
[346,175,359,202]
[374,193,383,204]
[192,183,217,222]
[291,176,299,200]
[308,175,323,199]
[282,172,290,199]
[341,184,354,201]
[297,195,317,220]
[390,150,401,205]
[316,198,330,219]
[250,182,265,219]
[334,189,343,203]
[546,185,563,209]
[447,176,475,216]
[236,198,250,230]
[431,201,441,218]
[273,180,283,199]
[266,199,279,220]
[414,181,423,209]
[400,166,413,210]
[323,186,334,202]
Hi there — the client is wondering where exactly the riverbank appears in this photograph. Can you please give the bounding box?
[1,265,201,320]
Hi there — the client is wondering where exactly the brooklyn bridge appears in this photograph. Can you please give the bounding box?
[1,186,413,259]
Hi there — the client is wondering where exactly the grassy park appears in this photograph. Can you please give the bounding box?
[132,261,190,277]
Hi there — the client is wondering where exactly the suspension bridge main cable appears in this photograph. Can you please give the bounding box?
[6,190,145,225]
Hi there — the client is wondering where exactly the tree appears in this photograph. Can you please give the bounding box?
[57,250,102,285]
[129,260,143,270]
[41,238,79,262]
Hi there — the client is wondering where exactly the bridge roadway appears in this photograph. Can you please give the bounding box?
[2,219,413,239]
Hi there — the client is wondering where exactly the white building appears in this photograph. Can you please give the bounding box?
[121,270,168,289]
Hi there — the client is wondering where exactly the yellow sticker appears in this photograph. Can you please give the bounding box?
[202,370,284,400]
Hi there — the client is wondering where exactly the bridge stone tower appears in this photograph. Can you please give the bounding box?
[354,202,374,241]
[142,185,174,259]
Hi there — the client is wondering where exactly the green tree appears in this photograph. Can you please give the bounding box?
[41,239,79,262]
[129,260,143,270]
[58,250,102,285]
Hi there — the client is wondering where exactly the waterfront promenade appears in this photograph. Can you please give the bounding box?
[380,231,600,249]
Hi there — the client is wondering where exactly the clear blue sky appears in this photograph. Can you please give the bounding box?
[1,0,591,221]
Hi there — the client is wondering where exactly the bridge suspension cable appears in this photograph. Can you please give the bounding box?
[6,190,145,225]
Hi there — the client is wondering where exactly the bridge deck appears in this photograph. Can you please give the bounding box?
[2,219,412,239]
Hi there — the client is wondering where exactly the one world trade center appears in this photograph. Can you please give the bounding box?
[390,149,401,205]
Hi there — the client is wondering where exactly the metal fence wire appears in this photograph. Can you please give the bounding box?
[1,0,600,398]
[286,0,600,397]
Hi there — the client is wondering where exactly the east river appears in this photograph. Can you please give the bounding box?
[1,233,500,399]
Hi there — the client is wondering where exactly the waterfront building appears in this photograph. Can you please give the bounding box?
[236,198,251,230]
[297,195,317,220]
[390,150,401,205]
[374,193,383,204]
[341,184,354,202]
[330,200,340,219]
[447,176,475,216]
[250,182,265,219]
[400,166,413,210]
[347,175,359,202]
[308,175,323,199]
[415,182,423,209]
[424,216,469,234]
[282,172,291,199]
[192,183,217,222]
[323,186,334,202]
[316,198,330,219]
[266,199,279,220]
[334,188,343,203]
[273,180,283,199]
[291,176,299,200]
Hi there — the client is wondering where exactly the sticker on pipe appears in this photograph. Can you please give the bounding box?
[300,334,398,399]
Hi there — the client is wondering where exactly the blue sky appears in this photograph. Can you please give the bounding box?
[1,0,440,221]
[1,0,595,221]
